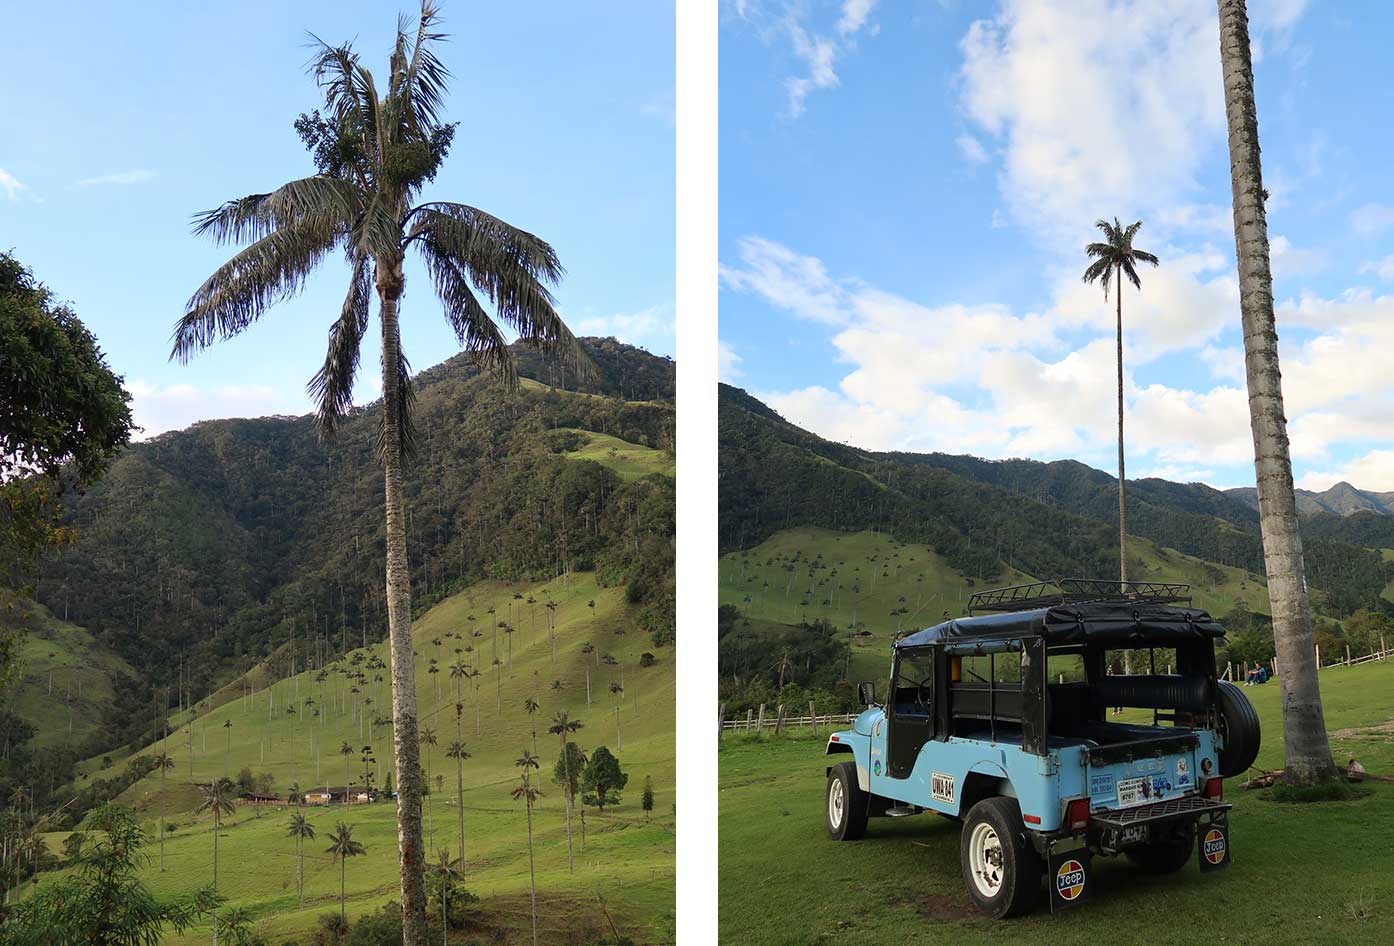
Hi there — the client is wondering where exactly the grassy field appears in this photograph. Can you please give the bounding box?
[37,572,675,945]
[718,657,1394,945]
[559,428,674,481]
[719,527,1270,683]
[4,599,136,750]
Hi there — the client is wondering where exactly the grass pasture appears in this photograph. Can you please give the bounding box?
[38,572,675,944]
[718,657,1394,945]
[719,527,1269,683]
[559,427,674,481]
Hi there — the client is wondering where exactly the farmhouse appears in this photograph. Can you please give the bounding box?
[303,786,376,805]
[237,792,286,806]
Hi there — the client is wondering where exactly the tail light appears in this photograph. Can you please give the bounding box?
[1065,798,1091,831]
[1203,778,1223,801]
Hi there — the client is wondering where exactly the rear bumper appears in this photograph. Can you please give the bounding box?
[1030,795,1231,855]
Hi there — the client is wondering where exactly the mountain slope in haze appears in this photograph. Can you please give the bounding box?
[1227,482,1394,517]
[718,383,1392,616]
[25,339,674,760]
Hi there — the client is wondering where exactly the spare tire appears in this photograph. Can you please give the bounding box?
[1216,680,1261,777]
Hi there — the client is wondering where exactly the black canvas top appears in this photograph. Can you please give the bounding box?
[895,601,1225,649]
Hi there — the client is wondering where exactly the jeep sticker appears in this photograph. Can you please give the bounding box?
[930,772,955,804]
[873,759,881,776]
[1203,828,1227,865]
[1089,773,1115,796]
[1055,859,1086,901]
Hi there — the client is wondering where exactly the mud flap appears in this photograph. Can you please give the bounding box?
[1048,845,1091,912]
[1198,813,1231,872]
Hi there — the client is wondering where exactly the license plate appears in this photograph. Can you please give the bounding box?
[1117,777,1147,808]
[1121,824,1148,845]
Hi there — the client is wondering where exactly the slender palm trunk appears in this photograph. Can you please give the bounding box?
[455,755,465,865]
[378,272,430,945]
[297,838,304,909]
[525,794,538,946]
[340,857,346,922]
[559,732,574,872]
[211,811,220,946]
[1115,267,1127,589]
[1216,0,1336,784]
[159,767,166,870]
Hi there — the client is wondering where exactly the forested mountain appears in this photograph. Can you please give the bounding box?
[28,339,675,751]
[719,384,1393,617]
[1227,482,1394,517]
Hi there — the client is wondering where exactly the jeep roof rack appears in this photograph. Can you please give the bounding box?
[966,579,1193,616]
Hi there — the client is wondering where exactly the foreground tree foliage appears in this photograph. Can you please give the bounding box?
[170,3,588,939]
[0,251,133,685]
[0,804,215,946]
[1216,0,1336,786]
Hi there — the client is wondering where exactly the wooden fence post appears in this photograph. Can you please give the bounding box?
[745,708,753,733]
[1382,635,1388,660]
[718,702,726,741]
[775,703,786,735]
[810,700,818,736]
[755,703,766,736]
[1346,645,1352,666]
[1315,643,1321,669]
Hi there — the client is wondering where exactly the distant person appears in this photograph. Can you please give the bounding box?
[1108,655,1124,716]
[1245,661,1267,686]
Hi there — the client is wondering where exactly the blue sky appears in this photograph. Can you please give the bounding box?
[719,0,1394,491]
[0,1,673,437]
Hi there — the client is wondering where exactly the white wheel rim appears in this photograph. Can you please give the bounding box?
[968,822,1005,897]
[829,778,845,830]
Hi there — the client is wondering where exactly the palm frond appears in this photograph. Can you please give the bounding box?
[307,255,371,439]
[308,38,381,161]
[419,240,517,386]
[1120,258,1142,289]
[1084,241,1114,260]
[1081,256,1114,285]
[192,177,361,246]
[406,202,593,380]
[173,216,342,362]
[386,0,450,140]
[1132,249,1160,266]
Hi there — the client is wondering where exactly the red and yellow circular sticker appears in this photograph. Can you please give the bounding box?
[1203,828,1227,865]
[1055,859,1086,900]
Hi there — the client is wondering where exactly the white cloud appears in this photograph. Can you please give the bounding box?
[719,237,849,325]
[1350,203,1394,236]
[128,380,306,439]
[572,303,675,353]
[0,168,26,200]
[1358,255,1394,281]
[718,339,744,382]
[77,169,155,187]
[958,1,1306,245]
[733,0,879,117]
[1299,450,1394,492]
[836,0,877,36]
[955,133,989,164]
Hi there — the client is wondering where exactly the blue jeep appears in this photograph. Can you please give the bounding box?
[824,580,1259,918]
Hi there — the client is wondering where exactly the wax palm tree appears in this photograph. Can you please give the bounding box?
[547,711,583,872]
[287,812,317,909]
[219,906,255,946]
[171,6,587,940]
[1082,217,1158,593]
[325,822,366,923]
[339,741,354,800]
[609,682,625,749]
[222,719,233,773]
[512,750,543,946]
[580,642,594,704]
[426,847,461,946]
[1216,0,1335,785]
[195,777,237,946]
[446,740,470,865]
[524,697,540,756]
[153,750,175,870]
[420,727,438,848]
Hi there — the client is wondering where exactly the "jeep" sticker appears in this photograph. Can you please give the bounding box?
[930,772,955,804]
[1203,828,1227,864]
[1055,859,1086,901]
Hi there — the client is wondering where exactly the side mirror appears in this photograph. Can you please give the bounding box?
[857,682,877,706]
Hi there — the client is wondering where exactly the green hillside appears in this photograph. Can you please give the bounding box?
[719,527,1271,689]
[559,428,675,481]
[718,657,1394,946]
[2,600,137,751]
[38,570,674,945]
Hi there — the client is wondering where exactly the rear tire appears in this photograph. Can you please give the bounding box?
[825,761,868,841]
[1125,832,1193,874]
[1216,681,1261,778]
[959,797,1042,919]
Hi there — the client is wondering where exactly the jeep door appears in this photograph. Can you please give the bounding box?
[885,646,935,779]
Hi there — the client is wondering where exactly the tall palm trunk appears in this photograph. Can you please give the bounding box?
[159,766,166,871]
[559,731,574,872]
[1216,0,1336,784]
[1115,266,1127,590]
[524,791,538,946]
[211,810,220,946]
[455,754,465,866]
[377,263,430,945]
